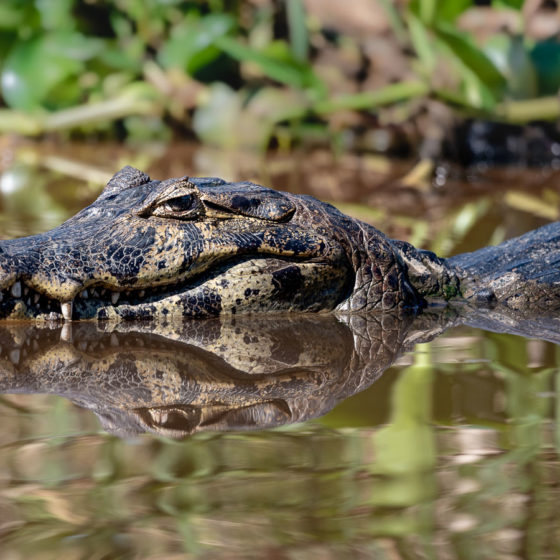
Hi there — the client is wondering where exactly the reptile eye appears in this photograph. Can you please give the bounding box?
[163,194,195,213]
[150,192,203,219]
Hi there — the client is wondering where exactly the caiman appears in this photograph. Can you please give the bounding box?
[0,165,557,321]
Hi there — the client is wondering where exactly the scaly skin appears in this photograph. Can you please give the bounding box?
[0,166,421,320]
[0,166,556,321]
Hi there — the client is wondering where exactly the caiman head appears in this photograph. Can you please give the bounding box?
[0,166,420,321]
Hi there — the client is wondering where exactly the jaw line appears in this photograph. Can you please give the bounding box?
[91,255,350,321]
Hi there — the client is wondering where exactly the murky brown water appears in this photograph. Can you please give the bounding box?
[0,143,559,559]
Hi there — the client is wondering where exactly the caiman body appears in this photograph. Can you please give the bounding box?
[0,166,557,320]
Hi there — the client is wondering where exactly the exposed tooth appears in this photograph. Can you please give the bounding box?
[26,298,31,307]
[23,286,29,296]
[80,290,89,299]
[91,289,99,298]
[100,289,107,297]
[61,301,73,321]
[60,323,73,342]
[111,292,120,305]
[78,341,88,351]
[150,409,169,424]
[11,282,21,298]
[138,290,145,298]
[9,349,20,365]
[110,333,119,347]
[34,293,40,304]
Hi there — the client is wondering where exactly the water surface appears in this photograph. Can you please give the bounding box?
[0,147,558,559]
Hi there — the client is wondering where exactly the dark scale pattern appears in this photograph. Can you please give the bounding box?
[0,166,557,321]
[181,290,222,318]
[271,266,304,301]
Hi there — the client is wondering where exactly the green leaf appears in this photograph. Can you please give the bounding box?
[481,34,541,100]
[435,24,506,92]
[531,40,560,96]
[1,33,95,110]
[482,33,512,75]
[192,83,242,148]
[439,58,498,110]
[0,0,37,29]
[0,31,18,61]
[506,35,538,99]
[99,37,145,73]
[158,14,235,75]
[434,0,472,23]
[47,31,103,61]
[409,0,472,24]
[463,70,499,110]
[215,36,324,94]
[492,0,523,9]
[314,80,429,113]
[419,0,437,24]
[407,12,436,73]
[286,0,308,62]
[497,96,560,124]
[35,0,75,31]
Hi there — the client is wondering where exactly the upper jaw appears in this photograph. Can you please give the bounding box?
[0,188,345,321]
[0,232,342,322]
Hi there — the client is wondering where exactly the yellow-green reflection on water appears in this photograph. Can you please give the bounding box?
[0,149,558,559]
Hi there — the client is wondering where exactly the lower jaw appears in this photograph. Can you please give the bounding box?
[0,292,346,321]
[0,258,351,321]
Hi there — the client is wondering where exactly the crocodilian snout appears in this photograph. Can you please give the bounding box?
[0,237,89,321]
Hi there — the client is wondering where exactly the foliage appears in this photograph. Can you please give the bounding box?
[0,0,558,146]
[400,0,560,114]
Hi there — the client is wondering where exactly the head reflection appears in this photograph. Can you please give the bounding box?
[0,307,557,438]
[0,314,415,437]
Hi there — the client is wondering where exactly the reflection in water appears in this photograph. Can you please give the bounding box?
[0,313,427,437]
[0,307,557,438]
[0,309,558,558]
[1,309,558,556]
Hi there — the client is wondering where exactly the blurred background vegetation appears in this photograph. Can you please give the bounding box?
[1,1,560,257]
[1,0,560,155]
[1,4,560,556]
